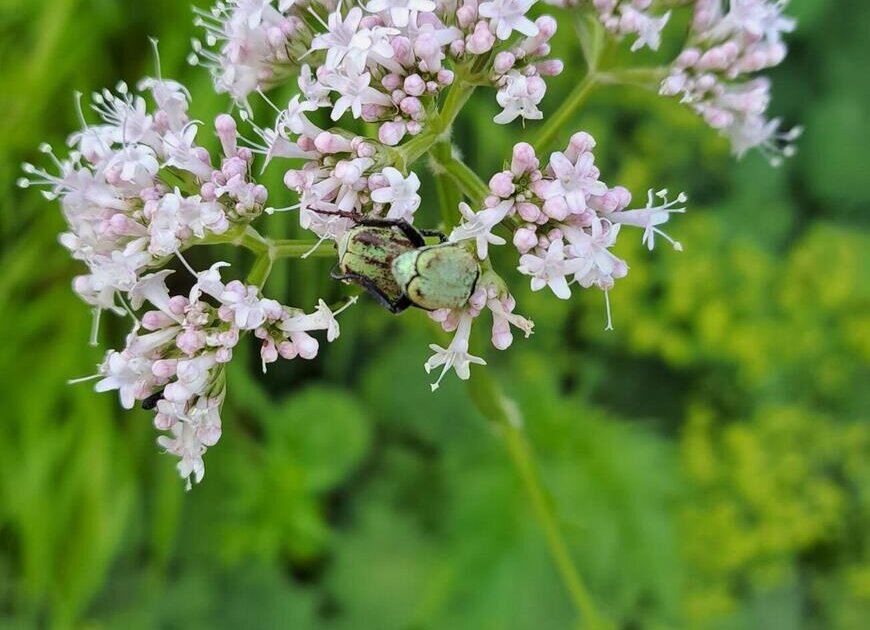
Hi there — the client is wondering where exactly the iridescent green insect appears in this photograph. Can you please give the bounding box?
[332,218,480,314]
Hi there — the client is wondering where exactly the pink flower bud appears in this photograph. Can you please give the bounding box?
[513,226,538,253]
[535,15,557,39]
[278,341,298,360]
[456,5,475,28]
[142,311,175,330]
[378,121,406,146]
[511,142,539,175]
[491,319,513,350]
[568,131,596,156]
[489,171,515,198]
[437,69,454,85]
[294,333,319,359]
[152,359,177,380]
[176,330,206,355]
[403,74,426,97]
[215,114,238,157]
[215,347,233,363]
[382,73,402,91]
[516,202,541,222]
[537,59,563,76]
[168,296,188,317]
[543,197,570,221]
[261,339,278,364]
[467,22,495,55]
[494,51,516,74]
[314,131,352,154]
[400,96,423,117]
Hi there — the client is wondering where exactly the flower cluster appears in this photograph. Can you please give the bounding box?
[18,79,267,316]
[195,0,563,139]
[22,69,356,486]
[426,274,534,391]
[272,103,422,243]
[659,0,801,163]
[543,0,672,51]
[450,132,686,330]
[22,0,802,486]
[89,263,352,488]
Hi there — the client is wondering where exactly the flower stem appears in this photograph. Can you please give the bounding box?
[396,65,478,169]
[271,239,335,259]
[430,142,489,207]
[246,253,273,288]
[466,372,610,630]
[531,73,599,154]
[431,142,463,229]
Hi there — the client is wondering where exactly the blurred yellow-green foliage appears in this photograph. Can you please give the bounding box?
[1,0,868,628]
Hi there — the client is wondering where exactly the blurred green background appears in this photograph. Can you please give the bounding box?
[1,0,868,628]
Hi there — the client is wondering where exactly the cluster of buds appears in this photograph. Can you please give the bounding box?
[22,66,355,486]
[18,76,267,316]
[195,0,564,142]
[659,0,801,163]
[269,94,422,242]
[84,263,352,487]
[450,132,686,330]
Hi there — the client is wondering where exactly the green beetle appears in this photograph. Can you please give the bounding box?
[332,217,480,314]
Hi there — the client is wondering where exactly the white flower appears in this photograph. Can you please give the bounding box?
[157,421,206,489]
[494,71,545,124]
[130,269,179,316]
[164,354,218,403]
[370,167,421,221]
[543,151,607,212]
[280,297,356,343]
[517,239,586,299]
[364,0,436,28]
[219,280,274,330]
[105,145,159,188]
[95,350,152,409]
[479,0,540,40]
[449,200,512,260]
[322,68,392,120]
[162,124,213,181]
[563,218,627,290]
[309,7,366,70]
[424,314,486,391]
[602,189,687,251]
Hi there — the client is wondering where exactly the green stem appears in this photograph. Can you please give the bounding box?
[532,73,599,154]
[396,66,478,169]
[430,142,489,207]
[466,372,610,630]
[246,253,273,288]
[431,142,463,230]
[271,239,335,259]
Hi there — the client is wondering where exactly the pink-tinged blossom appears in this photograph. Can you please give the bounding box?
[494,71,545,124]
[479,0,540,41]
[518,239,587,299]
[424,314,487,391]
[449,200,513,260]
[541,151,607,212]
[364,0,436,29]
[370,167,421,221]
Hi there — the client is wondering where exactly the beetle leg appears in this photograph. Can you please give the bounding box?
[330,269,409,314]
[352,217,427,248]
[418,228,448,243]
